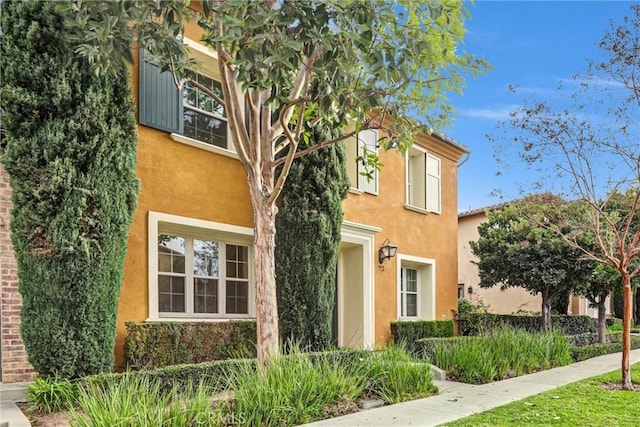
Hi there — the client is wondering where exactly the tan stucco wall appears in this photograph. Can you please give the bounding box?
[458,212,542,314]
[113,19,465,363]
[114,43,253,365]
[343,133,463,346]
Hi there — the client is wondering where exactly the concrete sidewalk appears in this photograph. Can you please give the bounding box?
[0,382,30,427]
[305,349,640,426]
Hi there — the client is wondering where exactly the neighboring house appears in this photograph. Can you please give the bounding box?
[458,205,613,317]
[0,35,467,383]
[458,205,542,314]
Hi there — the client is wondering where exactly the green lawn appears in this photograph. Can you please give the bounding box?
[443,363,640,426]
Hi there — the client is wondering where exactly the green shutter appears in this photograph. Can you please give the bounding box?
[138,50,183,133]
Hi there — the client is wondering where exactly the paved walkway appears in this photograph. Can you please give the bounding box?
[2,350,639,427]
[305,349,640,426]
[0,382,29,427]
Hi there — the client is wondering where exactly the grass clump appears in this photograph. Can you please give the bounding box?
[70,373,224,427]
[433,327,572,384]
[26,376,79,414]
[24,346,438,426]
[443,363,640,426]
[366,345,437,403]
[230,348,368,426]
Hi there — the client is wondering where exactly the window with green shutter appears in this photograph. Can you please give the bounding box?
[138,50,230,150]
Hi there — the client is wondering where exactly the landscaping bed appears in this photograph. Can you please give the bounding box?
[21,346,437,426]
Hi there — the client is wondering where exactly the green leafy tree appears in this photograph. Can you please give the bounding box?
[470,195,594,332]
[66,0,489,367]
[493,6,639,388]
[0,0,138,378]
[275,125,348,351]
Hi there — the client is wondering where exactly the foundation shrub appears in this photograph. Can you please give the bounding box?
[124,321,257,369]
[390,320,454,351]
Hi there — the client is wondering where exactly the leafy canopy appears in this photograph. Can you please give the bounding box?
[65,0,489,156]
[470,194,594,299]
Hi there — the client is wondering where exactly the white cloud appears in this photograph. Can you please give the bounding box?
[459,104,521,120]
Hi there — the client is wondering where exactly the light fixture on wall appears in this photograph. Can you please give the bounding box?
[467,286,473,294]
[378,239,398,267]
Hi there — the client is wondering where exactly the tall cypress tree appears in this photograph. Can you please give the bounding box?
[275,127,349,351]
[0,0,139,378]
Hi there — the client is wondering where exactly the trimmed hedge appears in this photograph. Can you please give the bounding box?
[457,313,596,336]
[124,321,257,369]
[570,335,640,362]
[391,320,454,345]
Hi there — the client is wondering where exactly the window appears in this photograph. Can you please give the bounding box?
[157,233,250,318]
[346,129,378,194]
[396,254,436,321]
[400,267,419,318]
[182,70,228,148]
[138,50,232,151]
[458,283,465,299]
[406,147,441,213]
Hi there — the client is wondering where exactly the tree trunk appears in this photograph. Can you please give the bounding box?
[621,272,633,390]
[541,289,551,332]
[597,295,607,344]
[250,180,280,370]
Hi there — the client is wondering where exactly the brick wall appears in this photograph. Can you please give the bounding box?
[0,163,35,382]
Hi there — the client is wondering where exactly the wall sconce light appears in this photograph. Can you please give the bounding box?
[378,239,398,266]
[467,286,473,294]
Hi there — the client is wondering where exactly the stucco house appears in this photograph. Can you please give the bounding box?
[0,35,468,383]
[458,205,613,317]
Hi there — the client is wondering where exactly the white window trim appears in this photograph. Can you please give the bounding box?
[170,133,240,160]
[405,146,442,214]
[400,266,419,319]
[396,253,436,321]
[148,211,255,322]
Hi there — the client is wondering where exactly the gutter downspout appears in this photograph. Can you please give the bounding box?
[457,152,470,168]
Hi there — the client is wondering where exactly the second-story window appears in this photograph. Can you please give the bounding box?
[406,146,441,214]
[182,70,228,149]
[346,129,379,195]
[138,49,234,152]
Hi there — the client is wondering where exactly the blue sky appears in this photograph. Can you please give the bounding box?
[444,0,637,212]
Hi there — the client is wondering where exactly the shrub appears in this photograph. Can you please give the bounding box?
[124,321,257,369]
[429,327,572,384]
[275,133,348,352]
[26,376,79,414]
[566,333,598,347]
[570,335,640,362]
[390,320,454,350]
[1,1,138,378]
[457,313,596,336]
[606,318,623,331]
